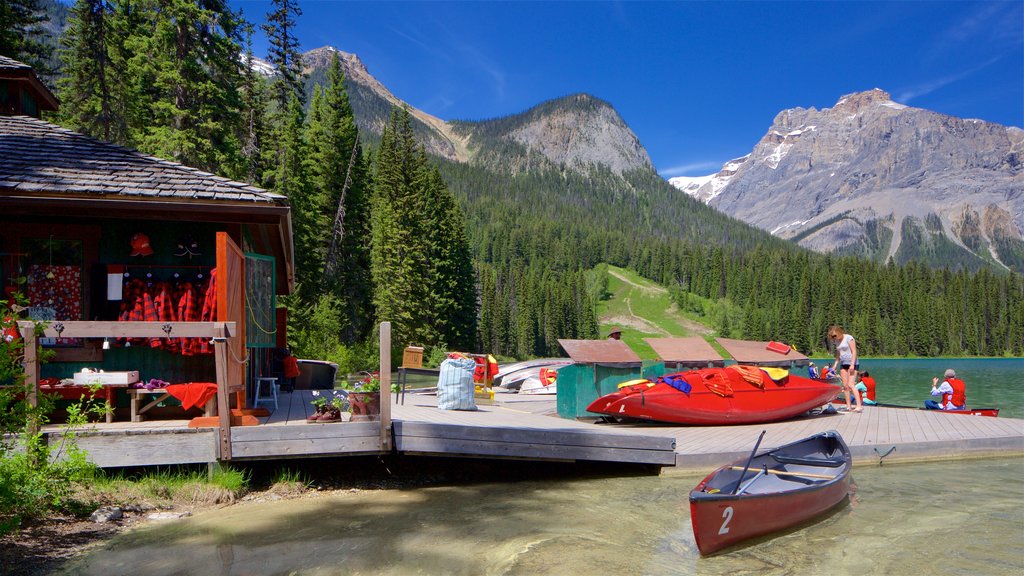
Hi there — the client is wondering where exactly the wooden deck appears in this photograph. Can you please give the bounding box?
[39,388,1024,471]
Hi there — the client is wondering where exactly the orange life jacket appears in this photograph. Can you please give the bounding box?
[861,376,876,401]
[943,378,966,409]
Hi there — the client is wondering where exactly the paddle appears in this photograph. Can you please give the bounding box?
[732,429,767,494]
[728,466,836,480]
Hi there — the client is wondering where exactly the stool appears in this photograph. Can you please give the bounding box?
[254,377,279,409]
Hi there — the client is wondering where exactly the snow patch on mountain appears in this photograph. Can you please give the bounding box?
[668,154,748,203]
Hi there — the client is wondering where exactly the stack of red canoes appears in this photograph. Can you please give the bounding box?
[586,365,841,425]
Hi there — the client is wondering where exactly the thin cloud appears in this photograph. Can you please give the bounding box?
[927,2,1023,62]
[896,56,1003,103]
[659,161,724,178]
[453,42,506,101]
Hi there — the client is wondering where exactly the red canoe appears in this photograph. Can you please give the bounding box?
[586,366,841,425]
[689,430,853,555]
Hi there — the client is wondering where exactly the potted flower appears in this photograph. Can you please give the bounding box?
[306,390,349,423]
[349,373,381,421]
[306,390,329,423]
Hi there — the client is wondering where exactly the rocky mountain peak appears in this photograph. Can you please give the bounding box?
[499,93,653,175]
[672,89,1024,272]
[302,46,364,74]
[832,88,896,112]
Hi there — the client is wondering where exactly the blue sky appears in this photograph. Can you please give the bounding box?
[231,1,1023,177]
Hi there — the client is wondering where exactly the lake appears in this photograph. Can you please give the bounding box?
[821,357,1024,419]
[57,459,1024,576]
[57,358,1023,575]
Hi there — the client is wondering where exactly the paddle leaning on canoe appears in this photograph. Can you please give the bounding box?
[689,430,854,555]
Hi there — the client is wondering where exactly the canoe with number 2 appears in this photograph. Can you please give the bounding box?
[689,430,853,555]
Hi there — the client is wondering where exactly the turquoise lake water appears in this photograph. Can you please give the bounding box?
[57,359,1023,575]
[818,357,1024,419]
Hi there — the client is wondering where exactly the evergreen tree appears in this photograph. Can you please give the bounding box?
[261,0,303,109]
[57,0,127,143]
[123,0,246,175]
[0,0,50,74]
[421,163,476,350]
[239,23,269,186]
[371,107,476,352]
[305,52,373,342]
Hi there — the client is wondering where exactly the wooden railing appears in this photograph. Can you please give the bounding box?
[17,320,238,457]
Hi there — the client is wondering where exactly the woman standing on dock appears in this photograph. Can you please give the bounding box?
[828,325,862,413]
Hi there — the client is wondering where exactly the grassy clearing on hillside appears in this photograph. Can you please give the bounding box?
[594,265,720,360]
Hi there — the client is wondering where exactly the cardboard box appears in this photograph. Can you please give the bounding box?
[402,346,424,368]
[73,371,140,385]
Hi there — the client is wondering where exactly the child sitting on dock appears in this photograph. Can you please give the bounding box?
[855,371,877,405]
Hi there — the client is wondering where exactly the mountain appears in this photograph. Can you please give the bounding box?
[300,46,463,161]
[671,89,1024,272]
[449,93,653,175]
[297,47,653,177]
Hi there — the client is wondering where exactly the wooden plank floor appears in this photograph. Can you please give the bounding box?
[39,388,1024,470]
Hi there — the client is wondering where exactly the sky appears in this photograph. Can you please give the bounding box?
[230,1,1024,178]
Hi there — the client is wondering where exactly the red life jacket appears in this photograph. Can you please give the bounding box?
[283,356,300,378]
[861,376,876,401]
[473,354,498,384]
[943,378,966,409]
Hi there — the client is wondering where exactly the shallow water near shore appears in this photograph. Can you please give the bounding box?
[59,457,1024,576]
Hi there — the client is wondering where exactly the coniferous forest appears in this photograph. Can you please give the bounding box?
[7,0,1022,366]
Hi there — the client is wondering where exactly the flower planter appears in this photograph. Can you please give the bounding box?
[348,391,380,421]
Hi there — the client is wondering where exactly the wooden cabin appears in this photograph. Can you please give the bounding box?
[0,56,294,423]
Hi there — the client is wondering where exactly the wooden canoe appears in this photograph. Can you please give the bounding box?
[689,430,853,555]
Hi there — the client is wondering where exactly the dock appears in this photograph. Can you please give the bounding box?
[40,388,1024,472]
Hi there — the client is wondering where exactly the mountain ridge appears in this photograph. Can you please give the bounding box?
[670,89,1024,272]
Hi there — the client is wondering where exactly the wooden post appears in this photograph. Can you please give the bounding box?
[214,322,232,460]
[18,321,39,435]
[379,322,392,451]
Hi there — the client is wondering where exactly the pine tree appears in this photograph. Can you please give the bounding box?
[57,0,128,143]
[371,108,423,349]
[421,163,476,350]
[120,0,245,174]
[261,0,303,110]
[371,107,476,353]
[305,52,373,343]
[239,23,269,186]
[0,0,50,74]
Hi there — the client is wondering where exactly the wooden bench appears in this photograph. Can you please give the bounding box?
[127,388,215,422]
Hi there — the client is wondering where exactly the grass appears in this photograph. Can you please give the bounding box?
[595,265,717,360]
[78,466,250,508]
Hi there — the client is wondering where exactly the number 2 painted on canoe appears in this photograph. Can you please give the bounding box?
[719,506,734,535]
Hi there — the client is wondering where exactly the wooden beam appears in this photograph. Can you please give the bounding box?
[379,322,392,451]
[727,465,836,480]
[19,324,39,435]
[215,323,232,460]
[17,320,235,339]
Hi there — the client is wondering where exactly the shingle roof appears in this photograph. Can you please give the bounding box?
[0,55,32,70]
[0,115,285,203]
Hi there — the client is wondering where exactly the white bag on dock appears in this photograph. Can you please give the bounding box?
[437,357,477,411]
